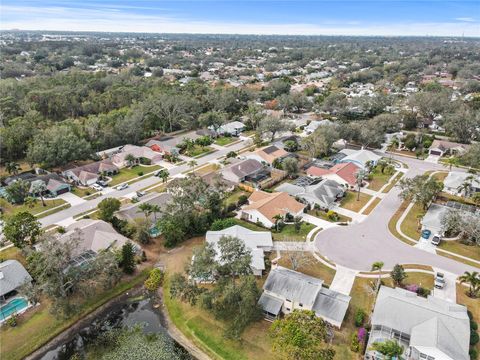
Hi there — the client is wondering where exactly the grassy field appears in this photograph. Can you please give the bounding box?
[0,198,69,218]
[0,270,149,360]
[362,197,381,215]
[308,209,352,223]
[367,169,394,191]
[439,240,480,262]
[400,202,424,240]
[0,246,25,265]
[225,189,250,206]
[184,145,215,158]
[431,171,448,182]
[382,172,403,193]
[0,162,34,177]
[233,218,314,241]
[274,252,335,285]
[457,284,480,356]
[340,191,372,213]
[215,136,236,146]
[71,187,96,198]
[109,165,162,186]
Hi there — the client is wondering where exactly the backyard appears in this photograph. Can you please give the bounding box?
[340,191,372,213]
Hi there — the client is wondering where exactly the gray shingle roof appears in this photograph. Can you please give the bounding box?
[116,192,172,223]
[313,287,351,327]
[0,260,32,297]
[258,292,283,315]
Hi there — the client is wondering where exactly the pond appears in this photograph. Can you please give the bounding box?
[35,294,193,360]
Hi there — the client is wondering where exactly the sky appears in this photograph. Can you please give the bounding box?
[1,0,479,37]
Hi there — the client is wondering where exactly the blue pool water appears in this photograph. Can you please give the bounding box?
[0,297,29,321]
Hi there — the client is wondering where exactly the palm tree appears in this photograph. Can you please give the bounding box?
[158,169,169,183]
[457,181,471,197]
[31,181,47,207]
[137,203,153,220]
[188,160,198,174]
[24,196,38,209]
[273,214,283,232]
[5,162,21,175]
[443,156,460,171]
[355,169,367,201]
[371,261,384,293]
[459,271,480,298]
[125,154,137,168]
[369,339,404,359]
[150,204,162,221]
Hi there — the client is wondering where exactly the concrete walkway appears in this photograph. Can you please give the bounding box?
[329,265,358,296]
[332,205,367,223]
[57,192,86,206]
[272,241,309,251]
[301,213,337,229]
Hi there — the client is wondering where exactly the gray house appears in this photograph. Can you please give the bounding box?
[258,266,351,328]
[276,179,345,210]
[206,225,273,276]
[221,159,268,184]
[0,260,32,300]
[365,286,470,360]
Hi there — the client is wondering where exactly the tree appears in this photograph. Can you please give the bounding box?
[397,175,443,210]
[3,212,42,248]
[137,203,153,220]
[5,179,30,204]
[150,204,162,221]
[157,169,169,183]
[5,162,21,175]
[301,125,340,158]
[243,102,265,130]
[284,250,314,271]
[443,106,479,143]
[283,140,298,152]
[199,110,227,134]
[355,169,367,201]
[443,156,460,171]
[390,264,407,286]
[371,261,384,293]
[188,160,197,174]
[30,181,47,207]
[461,143,480,169]
[97,198,121,222]
[216,235,253,281]
[269,310,335,360]
[369,339,404,359]
[24,196,38,209]
[119,242,136,274]
[459,271,480,298]
[282,157,299,178]
[259,116,291,142]
[125,153,136,167]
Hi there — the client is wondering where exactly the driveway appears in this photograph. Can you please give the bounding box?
[432,268,457,303]
[314,156,478,275]
[57,192,86,206]
[329,265,357,295]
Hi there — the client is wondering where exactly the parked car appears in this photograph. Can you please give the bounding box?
[96,180,108,187]
[435,272,445,289]
[136,191,146,197]
[421,229,431,239]
[431,234,441,246]
[116,183,129,191]
[91,184,103,191]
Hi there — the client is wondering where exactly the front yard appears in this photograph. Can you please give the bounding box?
[273,252,336,285]
[340,191,372,213]
[233,218,315,241]
[108,165,162,186]
[215,136,237,146]
[367,168,394,191]
[183,145,215,158]
[0,198,69,218]
[308,208,352,223]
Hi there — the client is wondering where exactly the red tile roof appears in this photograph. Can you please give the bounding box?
[307,162,360,186]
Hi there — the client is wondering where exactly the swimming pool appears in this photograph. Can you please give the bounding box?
[0,297,29,321]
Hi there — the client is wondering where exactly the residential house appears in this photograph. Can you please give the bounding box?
[221,159,268,185]
[4,172,71,197]
[145,139,179,157]
[200,172,236,192]
[205,225,273,276]
[258,266,351,328]
[421,204,450,236]
[337,149,381,169]
[111,144,163,168]
[63,160,118,186]
[304,119,333,135]
[428,140,470,157]
[0,260,32,300]
[211,121,245,136]
[245,145,289,166]
[306,162,361,188]
[365,286,470,360]
[241,191,305,228]
[276,179,345,210]
[443,171,480,196]
[116,192,172,225]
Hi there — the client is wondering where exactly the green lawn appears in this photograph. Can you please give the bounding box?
[0,198,69,218]
[439,240,480,262]
[71,186,95,198]
[0,246,25,265]
[400,202,425,240]
[362,197,381,215]
[109,165,162,186]
[382,172,403,193]
[225,189,249,206]
[340,191,372,213]
[367,168,394,191]
[215,136,236,146]
[183,145,214,158]
[307,209,351,223]
[0,270,149,360]
[233,218,314,241]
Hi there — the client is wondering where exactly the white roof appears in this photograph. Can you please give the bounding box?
[444,171,480,190]
[205,225,272,271]
[340,149,381,167]
[0,260,32,297]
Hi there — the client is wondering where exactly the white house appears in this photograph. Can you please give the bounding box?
[338,149,382,169]
[212,121,245,136]
[443,171,480,196]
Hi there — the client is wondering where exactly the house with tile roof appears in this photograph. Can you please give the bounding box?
[258,266,351,328]
[306,162,361,188]
[205,225,273,276]
[240,190,305,228]
[365,286,470,360]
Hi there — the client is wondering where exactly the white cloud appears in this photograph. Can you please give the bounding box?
[455,17,475,22]
[1,4,479,37]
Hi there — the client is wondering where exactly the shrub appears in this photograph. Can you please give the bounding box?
[350,332,360,352]
[405,284,419,293]
[6,314,17,327]
[237,194,249,206]
[210,218,237,231]
[327,210,339,221]
[470,348,478,360]
[471,331,479,346]
[226,151,237,158]
[226,203,237,213]
[417,287,431,298]
[355,309,366,327]
[144,268,164,292]
[137,171,144,176]
[358,327,367,342]
[471,321,479,331]
[56,226,66,234]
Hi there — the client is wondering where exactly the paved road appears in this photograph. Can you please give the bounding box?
[40,139,251,227]
[314,155,479,275]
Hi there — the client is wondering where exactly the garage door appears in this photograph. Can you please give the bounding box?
[56,187,70,195]
[430,150,442,156]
